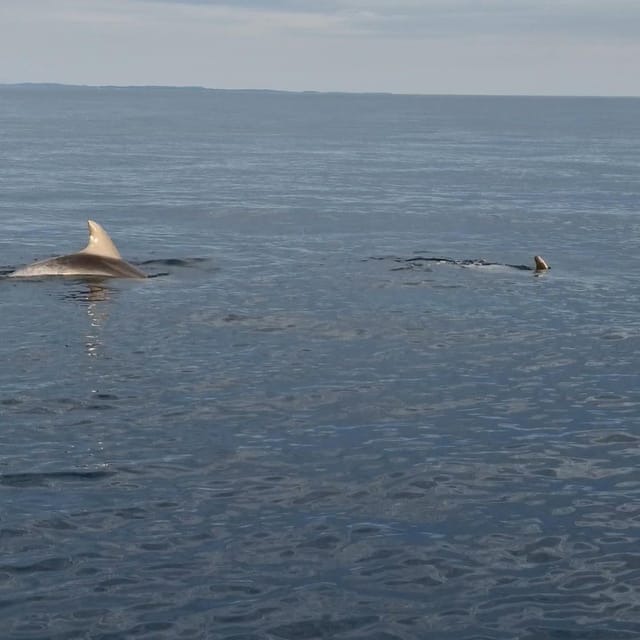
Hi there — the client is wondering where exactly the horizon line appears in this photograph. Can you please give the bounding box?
[1,81,639,100]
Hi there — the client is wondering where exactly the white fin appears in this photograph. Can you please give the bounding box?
[80,220,122,259]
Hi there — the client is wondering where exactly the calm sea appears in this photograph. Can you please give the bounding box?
[1,85,640,639]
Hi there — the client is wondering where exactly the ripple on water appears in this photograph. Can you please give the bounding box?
[3,92,640,639]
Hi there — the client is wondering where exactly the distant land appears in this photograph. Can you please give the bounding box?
[1,82,638,100]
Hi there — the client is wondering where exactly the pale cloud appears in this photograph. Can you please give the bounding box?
[338,0,640,39]
[4,0,640,38]
[129,0,640,38]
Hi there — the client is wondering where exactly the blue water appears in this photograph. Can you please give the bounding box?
[1,85,640,639]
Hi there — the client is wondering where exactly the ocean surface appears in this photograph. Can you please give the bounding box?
[1,85,640,639]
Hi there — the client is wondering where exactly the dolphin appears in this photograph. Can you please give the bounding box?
[456,255,550,272]
[9,220,147,279]
[400,255,550,272]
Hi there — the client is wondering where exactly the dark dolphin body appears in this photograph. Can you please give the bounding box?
[376,255,550,274]
[400,255,549,272]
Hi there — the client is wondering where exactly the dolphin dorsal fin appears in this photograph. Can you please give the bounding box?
[80,220,122,259]
[534,255,549,270]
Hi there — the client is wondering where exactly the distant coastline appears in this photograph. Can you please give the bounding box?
[1,82,638,100]
[0,82,393,97]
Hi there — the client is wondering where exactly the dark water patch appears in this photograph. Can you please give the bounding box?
[269,615,379,639]
[585,393,636,408]
[520,627,640,639]
[223,313,251,322]
[1,556,72,574]
[0,392,132,416]
[58,282,116,301]
[138,257,212,268]
[209,583,263,597]
[35,517,78,531]
[293,489,341,505]
[94,577,141,592]
[594,432,639,444]
[599,329,635,341]
[0,595,49,613]
[191,310,304,333]
[1,397,22,406]
[0,527,28,540]
[298,534,342,550]
[214,606,278,624]
[0,469,115,487]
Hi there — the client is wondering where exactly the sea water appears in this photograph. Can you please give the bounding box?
[1,85,640,639]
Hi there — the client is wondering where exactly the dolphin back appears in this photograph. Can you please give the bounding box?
[9,220,147,279]
[9,254,147,278]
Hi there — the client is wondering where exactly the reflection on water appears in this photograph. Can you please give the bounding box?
[62,281,114,358]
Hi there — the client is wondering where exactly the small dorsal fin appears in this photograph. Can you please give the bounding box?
[534,255,549,270]
[80,220,122,259]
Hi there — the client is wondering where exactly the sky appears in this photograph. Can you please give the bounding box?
[1,0,640,96]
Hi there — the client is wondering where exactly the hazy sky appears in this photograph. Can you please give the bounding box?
[2,0,640,95]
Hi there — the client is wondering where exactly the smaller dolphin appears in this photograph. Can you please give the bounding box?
[9,220,146,279]
[400,255,550,272]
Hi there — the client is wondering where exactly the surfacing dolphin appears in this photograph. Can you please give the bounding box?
[9,220,147,279]
[400,255,550,272]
